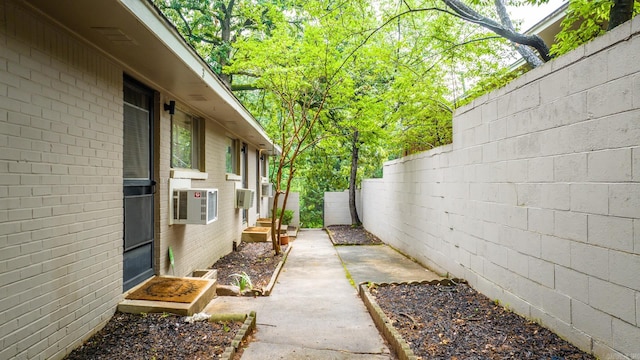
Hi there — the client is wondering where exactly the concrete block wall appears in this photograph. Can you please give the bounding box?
[362,16,640,360]
[274,191,301,227]
[0,2,124,359]
[324,190,361,226]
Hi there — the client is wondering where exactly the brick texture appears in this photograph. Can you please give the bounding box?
[0,2,122,359]
[1,1,269,359]
[362,15,640,360]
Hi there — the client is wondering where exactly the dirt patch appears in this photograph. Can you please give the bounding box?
[64,312,243,360]
[326,225,383,245]
[212,241,286,290]
[371,283,595,359]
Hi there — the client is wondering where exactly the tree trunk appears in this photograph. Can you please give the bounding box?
[270,155,284,255]
[218,0,234,87]
[608,0,634,30]
[494,0,543,68]
[442,0,551,62]
[349,130,361,226]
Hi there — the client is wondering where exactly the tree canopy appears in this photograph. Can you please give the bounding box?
[155,0,638,227]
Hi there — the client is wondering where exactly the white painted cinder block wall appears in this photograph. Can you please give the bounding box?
[324,190,361,226]
[362,17,640,360]
[272,192,301,227]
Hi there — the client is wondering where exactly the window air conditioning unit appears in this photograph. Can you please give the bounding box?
[261,183,273,197]
[236,188,255,209]
[172,188,218,225]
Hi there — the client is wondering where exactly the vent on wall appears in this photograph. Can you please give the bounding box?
[172,188,218,225]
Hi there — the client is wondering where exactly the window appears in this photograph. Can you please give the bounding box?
[226,137,238,174]
[171,110,202,170]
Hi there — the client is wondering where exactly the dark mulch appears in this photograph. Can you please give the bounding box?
[65,243,284,359]
[64,312,242,360]
[212,241,286,290]
[326,225,383,245]
[371,283,595,359]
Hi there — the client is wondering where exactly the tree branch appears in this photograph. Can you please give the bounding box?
[493,0,543,67]
[442,0,551,61]
[231,84,262,91]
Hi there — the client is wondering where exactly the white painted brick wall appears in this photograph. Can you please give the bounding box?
[1,2,123,359]
[157,115,242,278]
[362,15,640,359]
[2,1,270,358]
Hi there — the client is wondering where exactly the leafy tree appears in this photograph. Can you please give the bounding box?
[227,4,349,251]
[382,0,638,68]
[159,0,637,230]
[152,0,289,86]
[551,0,640,57]
[374,0,550,68]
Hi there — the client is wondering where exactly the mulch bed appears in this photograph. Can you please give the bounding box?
[65,242,285,359]
[326,225,383,245]
[371,282,595,359]
[212,241,286,290]
[64,312,242,360]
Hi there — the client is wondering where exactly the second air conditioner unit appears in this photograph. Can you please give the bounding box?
[261,183,273,197]
[236,188,255,209]
[172,188,218,225]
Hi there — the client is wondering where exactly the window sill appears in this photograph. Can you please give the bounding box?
[171,169,208,180]
[226,173,242,182]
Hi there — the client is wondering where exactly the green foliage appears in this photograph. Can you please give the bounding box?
[551,0,640,57]
[152,0,287,78]
[273,208,294,225]
[456,67,527,107]
[157,0,536,225]
[551,0,612,57]
[229,272,253,291]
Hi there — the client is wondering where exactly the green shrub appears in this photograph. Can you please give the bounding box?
[274,208,294,225]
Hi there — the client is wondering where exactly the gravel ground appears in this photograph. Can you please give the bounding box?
[326,225,383,245]
[371,282,595,359]
[64,312,242,360]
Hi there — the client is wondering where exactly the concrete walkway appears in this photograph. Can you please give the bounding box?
[335,245,441,285]
[204,229,440,359]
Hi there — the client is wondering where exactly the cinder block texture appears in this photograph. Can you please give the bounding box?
[361,15,640,359]
[324,191,362,227]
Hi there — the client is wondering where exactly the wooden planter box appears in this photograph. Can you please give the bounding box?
[256,218,279,229]
[241,226,272,243]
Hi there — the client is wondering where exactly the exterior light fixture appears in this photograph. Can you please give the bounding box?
[164,100,176,115]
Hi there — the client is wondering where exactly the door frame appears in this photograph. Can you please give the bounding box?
[122,74,157,292]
